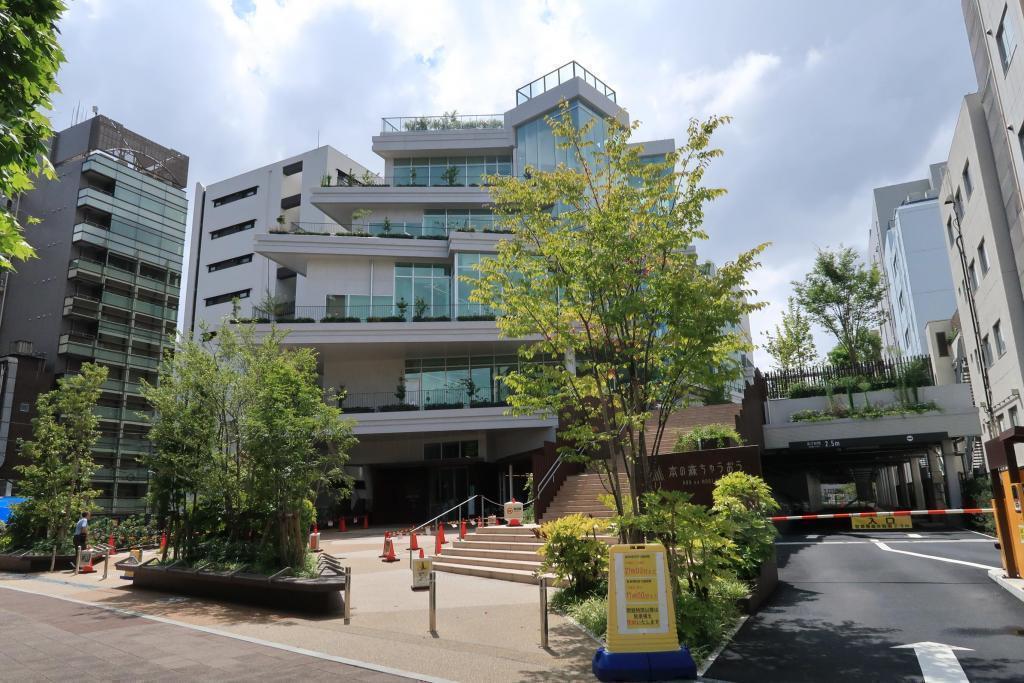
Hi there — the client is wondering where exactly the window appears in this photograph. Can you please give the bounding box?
[946,218,955,248]
[968,259,979,291]
[936,331,950,357]
[282,160,303,176]
[424,440,479,460]
[998,5,1017,71]
[280,193,301,210]
[1010,406,1020,427]
[393,156,512,187]
[953,188,964,221]
[962,161,973,198]
[994,320,1007,357]
[326,295,347,316]
[207,254,253,273]
[210,219,255,239]
[982,334,994,367]
[205,288,251,307]
[978,239,990,275]
[212,186,257,207]
[394,262,451,318]
[996,413,1007,433]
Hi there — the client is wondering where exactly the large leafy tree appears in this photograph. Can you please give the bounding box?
[826,330,883,366]
[143,323,356,569]
[471,102,765,519]
[763,297,817,370]
[792,247,886,365]
[14,363,107,547]
[0,1,66,270]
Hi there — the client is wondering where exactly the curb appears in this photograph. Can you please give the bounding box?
[987,567,1024,605]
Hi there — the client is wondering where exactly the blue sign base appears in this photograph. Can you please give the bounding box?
[592,646,698,681]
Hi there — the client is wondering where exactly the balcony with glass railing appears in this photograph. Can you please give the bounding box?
[381,113,505,135]
[516,61,617,105]
[269,219,512,240]
[240,303,496,324]
[341,386,512,413]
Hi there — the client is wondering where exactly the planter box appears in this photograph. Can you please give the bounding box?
[740,549,779,614]
[130,563,347,615]
[0,550,106,572]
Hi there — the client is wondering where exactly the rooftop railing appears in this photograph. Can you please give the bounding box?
[241,303,497,324]
[267,220,512,239]
[516,61,617,105]
[381,113,504,134]
[763,355,934,401]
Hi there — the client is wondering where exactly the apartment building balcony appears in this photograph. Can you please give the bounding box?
[93,466,150,484]
[310,183,491,224]
[95,405,153,424]
[241,304,510,345]
[253,221,510,273]
[58,334,162,370]
[339,389,555,436]
[371,113,514,158]
[68,257,174,295]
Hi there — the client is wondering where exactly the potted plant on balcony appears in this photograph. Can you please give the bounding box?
[442,166,460,187]
[395,299,409,320]
[413,297,429,321]
[379,376,417,411]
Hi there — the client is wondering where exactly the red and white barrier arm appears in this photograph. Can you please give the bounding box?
[769,508,994,522]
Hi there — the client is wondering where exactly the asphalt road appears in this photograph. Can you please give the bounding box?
[704,529,1024,683]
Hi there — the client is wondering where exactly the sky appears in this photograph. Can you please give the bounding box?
[50,0,979,366]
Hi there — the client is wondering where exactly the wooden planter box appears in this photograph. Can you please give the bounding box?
[0,550,106,573]
[129,563,347,615]
[740,549,779,614]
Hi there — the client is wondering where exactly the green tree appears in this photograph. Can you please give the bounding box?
[763,297,816,370]
[470,101,765,520]
[143,322,356,569]
[792,247,886,365]
[14,363,107,547]
[826,329,883,366]
[0,1,67,270]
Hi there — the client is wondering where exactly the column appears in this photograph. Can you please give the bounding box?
[927,445,948,509]
[943,439,965,509]
[910,457,927,509]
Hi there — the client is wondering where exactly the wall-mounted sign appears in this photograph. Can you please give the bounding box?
[652,445,762,506]
[789,432,948,451]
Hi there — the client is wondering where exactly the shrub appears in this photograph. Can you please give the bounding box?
[424,402,463,410]
[320,316,361,323]
[413,315,452,322]
[785,382,826,398]
[673,423,743,452]
[961,475,996,533]
[86,515,161,549]
[379,403,418,412]
[538,514,609,593]
[712,473,779,580]
[456,314,497,321]
[365,315,405,322]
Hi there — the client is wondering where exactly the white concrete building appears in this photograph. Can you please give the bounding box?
[869,165,956,358]
[184,63,685,525]
[940,0,1024,438]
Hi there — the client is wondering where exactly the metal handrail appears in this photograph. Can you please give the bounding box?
[410,495,479,534]
[535,454,564,499]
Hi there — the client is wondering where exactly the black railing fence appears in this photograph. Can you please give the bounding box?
[243,304,496,323]
[763,355,934,400]
[340,386,513,413]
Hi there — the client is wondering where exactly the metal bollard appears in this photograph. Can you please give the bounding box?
[102,544,111,580]
[50,545,57,572]
[428,571,437,633]
[75,548,81,575]
[539,576,549,649]
[344,566,352,625]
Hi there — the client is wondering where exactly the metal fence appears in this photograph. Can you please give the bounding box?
[245,304,497,323]
[763,355,934,400]
[340,386,512,413]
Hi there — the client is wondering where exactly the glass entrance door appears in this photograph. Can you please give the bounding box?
[430,467,469,516]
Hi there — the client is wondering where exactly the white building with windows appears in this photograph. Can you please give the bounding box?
[183,63,687,525]
[869,165,956,358]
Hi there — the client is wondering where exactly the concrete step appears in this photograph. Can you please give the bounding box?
[461,533,540,544]
[442,547,542,562]
[452,539,545,552]
[434,553,543,572]
[541,509,615,517]
[473,525,540,536]
[432,560,542,584]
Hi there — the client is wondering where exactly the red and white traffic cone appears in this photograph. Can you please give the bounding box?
[382,537,399,563]
[434,531,443,556]
[419,548,425,559]
[437,523,446,545]
[409,531,420,551]
[459,520,467,540]
[379,531,391,558]
[80,549,96,574]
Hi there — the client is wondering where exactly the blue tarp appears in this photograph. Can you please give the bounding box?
[0,497,28,523]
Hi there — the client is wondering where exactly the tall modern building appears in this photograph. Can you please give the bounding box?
[940,0,1024,437]
[0,115,188,514]
[185,62,681,524]
[869,165,956,357]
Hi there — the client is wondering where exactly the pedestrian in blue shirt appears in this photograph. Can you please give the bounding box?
[73,511,90,551]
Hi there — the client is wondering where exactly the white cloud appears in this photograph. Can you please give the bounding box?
[804,47,825,69]
[663,52,782,116]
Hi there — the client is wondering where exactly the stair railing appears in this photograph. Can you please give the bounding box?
[409,494,505,534]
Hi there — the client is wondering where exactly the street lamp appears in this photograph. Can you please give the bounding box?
[944,199,996,435]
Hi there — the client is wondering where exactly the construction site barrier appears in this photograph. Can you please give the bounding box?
[770,508,995,522]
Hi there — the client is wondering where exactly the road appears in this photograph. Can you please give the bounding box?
[704,529,1024,683]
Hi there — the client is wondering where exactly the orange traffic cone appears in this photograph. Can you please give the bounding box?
[159,531,167,551]
[409,531,420,551]
[108,534,115,552]
[434,531,443,556]
[382,538,399,563]
[379,531,391,557]
[459,520,467,540]
[419,548,425,559]
[437,523,446,546]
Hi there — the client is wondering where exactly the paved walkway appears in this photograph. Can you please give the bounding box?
[0,528,598,682]
[0,589,412,682]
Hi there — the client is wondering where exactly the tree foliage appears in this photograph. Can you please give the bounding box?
[13,363,107,548]
[792,247,886,365]
[470,101,765,521]
[0,1,66,270]
[763,297,816,370]
[142,323,356,570]
[826,329,883,366]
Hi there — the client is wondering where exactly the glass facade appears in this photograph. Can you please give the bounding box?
[404,354,519,406]
[394,262,451,317]
[515,99,608,175]
[423,209,499,232]
[393,155,512,187]
[455,253,491,317]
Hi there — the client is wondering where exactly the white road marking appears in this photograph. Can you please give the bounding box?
[777,539,992,546]
[873,541,1000,570]
[907,533,923,538]
[968,529,997,540]
[893,641,972,683]
[805,535,820,540]
[0,583,451,683]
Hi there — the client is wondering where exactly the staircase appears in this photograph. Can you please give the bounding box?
[538,472,630,523]
[432,525,546,584]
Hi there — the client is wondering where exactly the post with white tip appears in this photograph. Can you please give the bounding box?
[539,576,549,649]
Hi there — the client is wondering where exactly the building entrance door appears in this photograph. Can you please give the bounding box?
[430,467,469,516]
